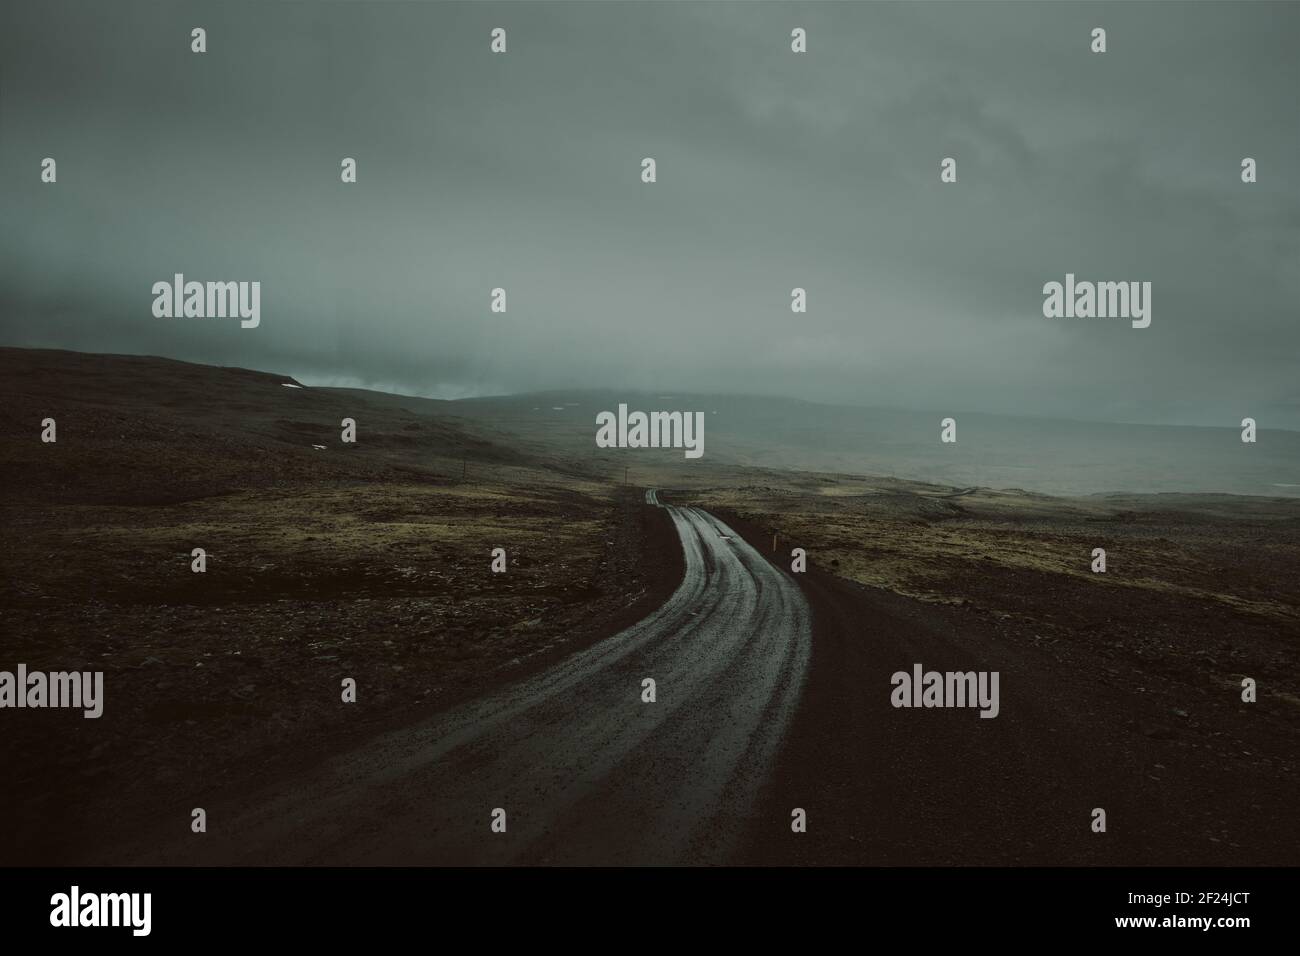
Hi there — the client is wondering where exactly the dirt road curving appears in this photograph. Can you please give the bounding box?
[135,495,810,865]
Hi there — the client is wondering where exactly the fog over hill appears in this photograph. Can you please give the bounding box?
[2,346,1292,498]
[328,387,1300,498]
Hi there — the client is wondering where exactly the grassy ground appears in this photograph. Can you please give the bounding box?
[673,475,1300,711]
[0,350,677,863]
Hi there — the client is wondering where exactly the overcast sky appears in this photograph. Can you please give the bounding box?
[2,1,1297,427]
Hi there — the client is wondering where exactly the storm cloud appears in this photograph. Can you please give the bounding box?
[2,1,1297,425]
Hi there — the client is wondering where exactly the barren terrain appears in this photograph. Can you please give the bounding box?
[2,348,1296,866]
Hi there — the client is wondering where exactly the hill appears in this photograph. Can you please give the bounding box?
[0,347,540,506]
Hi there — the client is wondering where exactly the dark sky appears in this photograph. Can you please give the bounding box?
[2,1,1297,427]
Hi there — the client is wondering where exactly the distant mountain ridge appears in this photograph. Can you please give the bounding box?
[2,349,1294,498]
